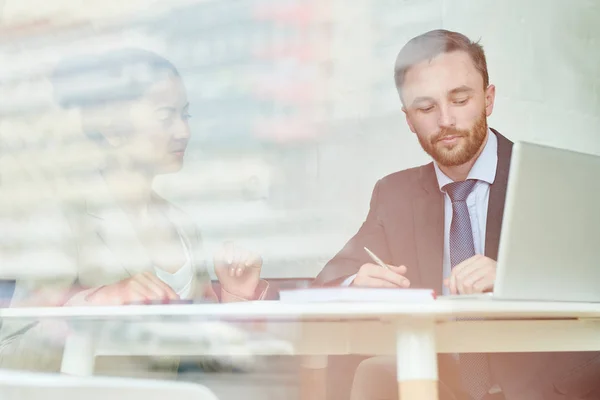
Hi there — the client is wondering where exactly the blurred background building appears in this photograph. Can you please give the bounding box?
[1,1,599,399]
[1,0,599,278]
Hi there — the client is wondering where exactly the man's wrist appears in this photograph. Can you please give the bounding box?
[342,274,357,287]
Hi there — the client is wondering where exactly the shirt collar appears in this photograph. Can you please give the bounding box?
[433,128,498,191]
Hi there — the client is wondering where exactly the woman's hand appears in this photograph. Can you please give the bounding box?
[85,272,179,305]
[214,242,263,299]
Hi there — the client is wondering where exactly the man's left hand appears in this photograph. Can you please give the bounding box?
[444,254,497,295]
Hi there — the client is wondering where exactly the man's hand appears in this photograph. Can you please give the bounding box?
[214,242,263,299]
[444,254,497,295]
[85,272,179,305]
[352,263,410,288]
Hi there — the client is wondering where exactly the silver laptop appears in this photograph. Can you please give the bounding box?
[449,141,600,302]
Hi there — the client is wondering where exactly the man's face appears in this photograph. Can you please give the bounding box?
[401,51,495,167]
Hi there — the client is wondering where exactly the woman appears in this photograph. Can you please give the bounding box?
[0,48,268,374]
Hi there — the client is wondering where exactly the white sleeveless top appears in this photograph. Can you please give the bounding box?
[152,232,194,299]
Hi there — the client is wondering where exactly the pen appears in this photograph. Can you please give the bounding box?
[364,247,393,271]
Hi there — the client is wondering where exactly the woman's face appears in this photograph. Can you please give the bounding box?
[115,74,191,175]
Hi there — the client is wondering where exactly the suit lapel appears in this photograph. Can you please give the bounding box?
[83,173,153,277]
[154,193,200,270]
[412,163,445,293]
[154,193,212,299]
[485,129,514,260]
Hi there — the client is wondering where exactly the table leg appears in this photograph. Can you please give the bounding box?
[396,320,438,400]
[299,356,327,400]
[60,332,96,376]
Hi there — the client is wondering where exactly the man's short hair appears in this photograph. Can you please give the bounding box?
[394,29,489,100]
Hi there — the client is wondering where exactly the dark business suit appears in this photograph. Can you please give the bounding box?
[314,130,600,399]
[315,128,511,291]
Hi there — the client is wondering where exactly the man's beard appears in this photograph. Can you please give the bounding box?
[417,111,488,167]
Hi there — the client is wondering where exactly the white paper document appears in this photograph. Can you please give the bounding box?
[279,287,436,303]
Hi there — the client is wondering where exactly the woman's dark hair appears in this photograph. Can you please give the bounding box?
[51,48,180,109]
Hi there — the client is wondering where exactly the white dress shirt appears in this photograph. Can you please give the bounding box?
[343,129,498,289]
[435,129,497,294]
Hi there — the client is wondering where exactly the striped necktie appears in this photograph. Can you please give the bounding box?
[444,179,491,400]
